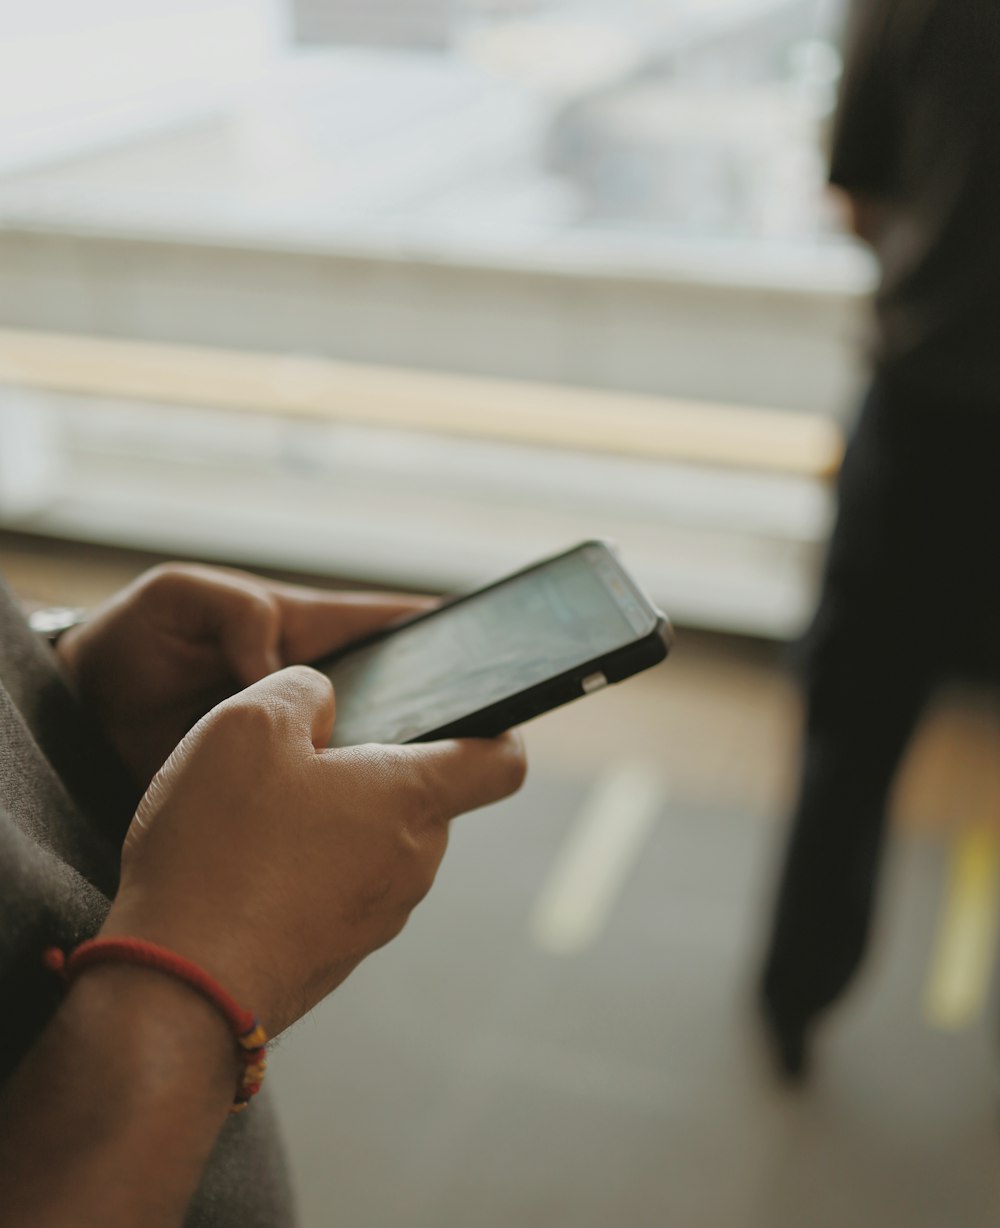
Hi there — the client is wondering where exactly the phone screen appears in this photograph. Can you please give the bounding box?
[322,547,651,747]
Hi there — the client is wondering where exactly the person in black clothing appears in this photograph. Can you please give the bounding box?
[759,0,1000,1078]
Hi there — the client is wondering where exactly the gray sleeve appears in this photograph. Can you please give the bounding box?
[0,808,110,1085]
[0,576,139,847]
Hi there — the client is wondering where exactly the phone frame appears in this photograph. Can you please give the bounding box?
[312,540,673,744]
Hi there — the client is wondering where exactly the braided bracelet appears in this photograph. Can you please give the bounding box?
[43,937,268,1113]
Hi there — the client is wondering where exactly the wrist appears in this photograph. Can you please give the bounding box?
[98,905,286,1037]
[0,964,237,1228]
[60,963,239,1110]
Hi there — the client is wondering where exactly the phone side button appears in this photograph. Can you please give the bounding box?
[581,671,608,694]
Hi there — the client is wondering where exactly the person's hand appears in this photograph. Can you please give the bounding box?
[57,563,431,787]
[832,186,884,246]
[99,666,526,1035]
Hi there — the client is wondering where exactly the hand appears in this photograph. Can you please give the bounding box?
[99,667,527,1035]
[833,186,884,245]
[57,563,431,787]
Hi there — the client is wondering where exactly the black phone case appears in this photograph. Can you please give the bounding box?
[312,541,673,744]
[405,624,670,741]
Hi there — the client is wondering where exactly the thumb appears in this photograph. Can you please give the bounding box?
[233,664,337,752]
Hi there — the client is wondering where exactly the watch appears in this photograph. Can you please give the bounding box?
[28,605,88,645]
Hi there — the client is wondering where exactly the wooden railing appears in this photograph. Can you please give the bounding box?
[0,328,843,479]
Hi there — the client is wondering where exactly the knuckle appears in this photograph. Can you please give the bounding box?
[405,766,444,828]
[243,587,280,626]
[285,662,328,688]
[217,697,277,741]
[389,818,444,900]
[268,664,332,713]
[142,561,195,595]
[396,821,425,860]
[371,746,441,826]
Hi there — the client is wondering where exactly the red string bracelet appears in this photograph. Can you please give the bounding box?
[43,937,267,1113]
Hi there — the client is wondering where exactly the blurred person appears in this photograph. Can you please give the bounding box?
[0,563,526,1226]
[759,0,1000,1078]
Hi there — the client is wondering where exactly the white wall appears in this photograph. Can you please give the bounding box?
[0,1,285,175]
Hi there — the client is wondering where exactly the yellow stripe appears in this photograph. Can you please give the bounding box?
[923,826,1000,1031]
[0,327,843,477]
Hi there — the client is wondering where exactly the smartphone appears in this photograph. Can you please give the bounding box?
[312,540,672,747]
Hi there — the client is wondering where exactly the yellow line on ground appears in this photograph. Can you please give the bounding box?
[529,763,665,957]
[923,826,1000,1031]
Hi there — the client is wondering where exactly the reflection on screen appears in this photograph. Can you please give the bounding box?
[324,550,642,746]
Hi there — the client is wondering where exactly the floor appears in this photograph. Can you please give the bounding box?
[3,532,1000,1227]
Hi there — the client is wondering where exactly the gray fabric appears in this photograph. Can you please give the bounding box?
[829,0,1000,400]
[0,575,296,1226]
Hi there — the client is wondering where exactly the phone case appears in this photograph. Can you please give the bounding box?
[313,540,673,744]
[405,620,671,741]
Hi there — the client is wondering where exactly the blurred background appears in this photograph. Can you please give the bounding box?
[1,2,998,1225]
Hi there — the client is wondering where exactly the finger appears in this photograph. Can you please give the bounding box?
[148,565,283,683]
[218,589,283,685]
[398,732,527,821]
[268,586,436,664]
[228,665,336,751]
